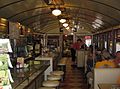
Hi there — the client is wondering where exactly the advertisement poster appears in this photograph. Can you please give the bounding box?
[0,39,13,89]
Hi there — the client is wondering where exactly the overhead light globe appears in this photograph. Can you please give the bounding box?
[52,9,61,16]
[71,32,74,35]
[59,19,66,23]
[63,23,68,27]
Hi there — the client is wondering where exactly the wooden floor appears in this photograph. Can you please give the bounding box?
[60,57,88,89]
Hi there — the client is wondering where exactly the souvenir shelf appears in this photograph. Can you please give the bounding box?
[0,39,13,89]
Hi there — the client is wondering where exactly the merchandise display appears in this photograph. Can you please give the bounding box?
[0,39,13,89]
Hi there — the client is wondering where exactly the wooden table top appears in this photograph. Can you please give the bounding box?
[98,84,120,89]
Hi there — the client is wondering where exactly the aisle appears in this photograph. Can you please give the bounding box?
[60,57,88,89]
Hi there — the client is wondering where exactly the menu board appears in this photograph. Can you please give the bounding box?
[0,39,13,89]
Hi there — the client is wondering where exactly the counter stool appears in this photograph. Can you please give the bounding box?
[50,71,64,81]
[50,71,64,76]
[42,80,60,89]
[57,64,66,74]
[39,87,55,89]
[47,75,61,81]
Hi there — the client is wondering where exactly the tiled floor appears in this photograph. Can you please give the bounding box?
[60,57,88,89]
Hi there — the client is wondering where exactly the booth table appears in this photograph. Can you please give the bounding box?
[98,84,120,89]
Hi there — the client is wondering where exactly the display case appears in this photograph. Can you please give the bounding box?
[9,34,41,64]
[11,60,50,89]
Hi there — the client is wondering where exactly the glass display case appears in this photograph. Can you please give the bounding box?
[11,60,50,89]
[10,34,41,62]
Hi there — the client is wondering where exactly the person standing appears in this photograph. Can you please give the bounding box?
[70,39,83,66]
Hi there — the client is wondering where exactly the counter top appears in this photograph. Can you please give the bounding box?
[11,60,50,89]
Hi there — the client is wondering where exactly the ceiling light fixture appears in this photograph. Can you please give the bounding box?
[52,9,61,16]
[63,23,68,27]
[59,19,66,23]
[71,32,74,35]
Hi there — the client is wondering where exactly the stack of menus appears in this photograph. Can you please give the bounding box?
[0,39,14,89]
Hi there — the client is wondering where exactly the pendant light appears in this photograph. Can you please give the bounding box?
[63,23,68,27]
[52,9,61,16]
[59,19,66,23]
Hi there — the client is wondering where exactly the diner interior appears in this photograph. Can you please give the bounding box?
[0,0,120,89]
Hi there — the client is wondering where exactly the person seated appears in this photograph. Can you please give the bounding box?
[94,51,120,68]
[95,59,116,68]
[113,51,120,67]
[86,52,93,73]
[101,48,111,59]
[95,48,102,62]
[94,48,115,68]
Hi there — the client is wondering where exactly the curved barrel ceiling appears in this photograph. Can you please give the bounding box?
[0,0,120,34]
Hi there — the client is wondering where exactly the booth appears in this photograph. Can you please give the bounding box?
[94,68,120,89]
[76,50,88,68]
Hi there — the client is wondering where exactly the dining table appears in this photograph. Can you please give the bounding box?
[98,84,120,89]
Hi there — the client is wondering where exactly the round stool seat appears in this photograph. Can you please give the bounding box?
[39,87,55,89]
[50,71,64,76]
[42,80,59,87]
[47,75,61,81]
